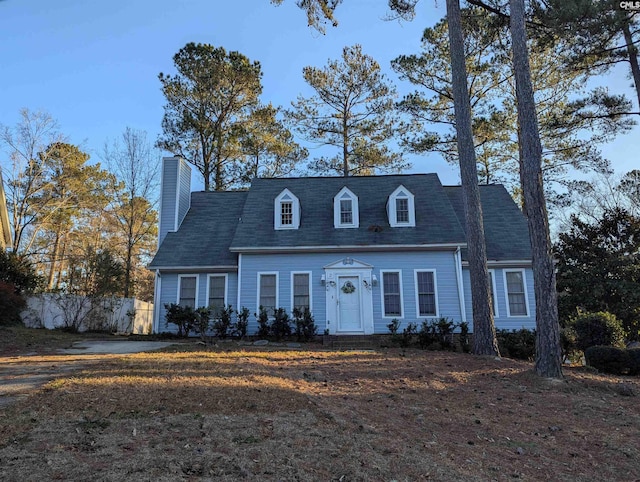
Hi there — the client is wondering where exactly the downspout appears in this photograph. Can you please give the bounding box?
[454,247,466,323]
[237,253,242,311]
[153,270,162,334]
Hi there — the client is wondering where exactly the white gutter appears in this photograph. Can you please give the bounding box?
[147,265,238,272]
[461,260,532,267]
[237,253,242,311]
[230,243,466,253]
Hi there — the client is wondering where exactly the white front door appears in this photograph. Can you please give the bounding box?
[338,276,362,332]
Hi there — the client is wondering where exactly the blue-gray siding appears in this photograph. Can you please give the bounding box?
[239,251,463,334]
[156,272,238,333]
[156,257,537,335]
[158,160,178,246]
[461,267,536,332]
[177,161,191,227]
[158,157,191,246]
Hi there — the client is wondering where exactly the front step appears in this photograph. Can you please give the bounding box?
[323,335,380,350]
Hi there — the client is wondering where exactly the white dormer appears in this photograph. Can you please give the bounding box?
[387,185,416,227]
[274,188,300,230]
[333,186,359,229]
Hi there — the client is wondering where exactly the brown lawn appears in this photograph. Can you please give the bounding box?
[0,333,639,481]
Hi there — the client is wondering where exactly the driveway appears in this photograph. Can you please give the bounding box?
[0,340,181,408]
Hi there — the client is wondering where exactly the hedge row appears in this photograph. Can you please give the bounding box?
[584,346,640,376]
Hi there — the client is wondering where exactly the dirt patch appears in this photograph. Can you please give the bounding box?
[0,345,639,481]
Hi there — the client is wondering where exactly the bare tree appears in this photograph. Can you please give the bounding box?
[103,128,159,298]
[0,109,65,253]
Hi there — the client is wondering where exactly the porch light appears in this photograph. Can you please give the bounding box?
[320,274,326,285]
[372,274,378,286]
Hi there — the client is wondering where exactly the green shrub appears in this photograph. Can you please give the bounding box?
[417,320,437,349]
[570,311,627,351]
[293,307,317,342]
[496,329,536,361]
[193,306,212,342]
[0,250,41,295]
[270,307,291,340]
[584,346,631,375]
[400,322,417,348]
[213,305,234,338]
[434,317,456,350]
[255,306,270,338]
[164,303,196,337]
[627,348,640,376]
[0,281,26,326]
[387,318,400,335]
[234,307,250,338]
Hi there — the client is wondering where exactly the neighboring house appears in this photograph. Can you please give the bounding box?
[0,170,11,250]
[149,157,536,335]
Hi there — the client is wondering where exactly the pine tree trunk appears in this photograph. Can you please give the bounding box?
[47,230,62,290]
[446,0,499,356]
[510,0,563,378]
[343,115,349,177]
[622,20,640,110]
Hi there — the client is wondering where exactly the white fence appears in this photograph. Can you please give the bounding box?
[21,294,154,334]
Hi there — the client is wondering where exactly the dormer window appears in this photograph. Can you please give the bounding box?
[334,187,359,228]
[274,189,300,230]
[396,198,409,223]
[387,185,415,227]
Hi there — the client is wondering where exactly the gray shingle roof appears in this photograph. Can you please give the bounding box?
[230,174,467,249]
[149,175,532,269]
[444,185,531,261]
[149,191,247,269]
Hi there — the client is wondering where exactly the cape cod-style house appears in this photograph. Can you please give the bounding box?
[149,157,535,335]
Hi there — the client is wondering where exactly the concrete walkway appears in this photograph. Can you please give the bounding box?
[59,340,180,354]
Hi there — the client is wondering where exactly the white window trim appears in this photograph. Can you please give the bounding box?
[274,188,300,230]
[206,274,228,310]
[414,269,439,318]
[177,274,199,307]
[488,269,499,318]
[387,184,416,227]
[333,186,359,228]
[503,268,530,317]
[380,269,404,319]
[257,271,279,314]
[290,271,313,314]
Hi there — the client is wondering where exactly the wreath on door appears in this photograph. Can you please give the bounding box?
[341,281,356,294]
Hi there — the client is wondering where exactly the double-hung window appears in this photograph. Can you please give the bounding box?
[274,189,300,230]
[208,275,226,316]
[259,273,278,315]
[340,199,353,224]
[178,275,197,308]
[387,185,415,227]
[281,201,293,226]
[505,270,528,316]
[415,270,437,317]
[382,271,403,317]
[396,198,409,223]
[334,187,359,228]
[292,273,311,312]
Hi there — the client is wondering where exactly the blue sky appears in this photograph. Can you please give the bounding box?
[0,0,637,190]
